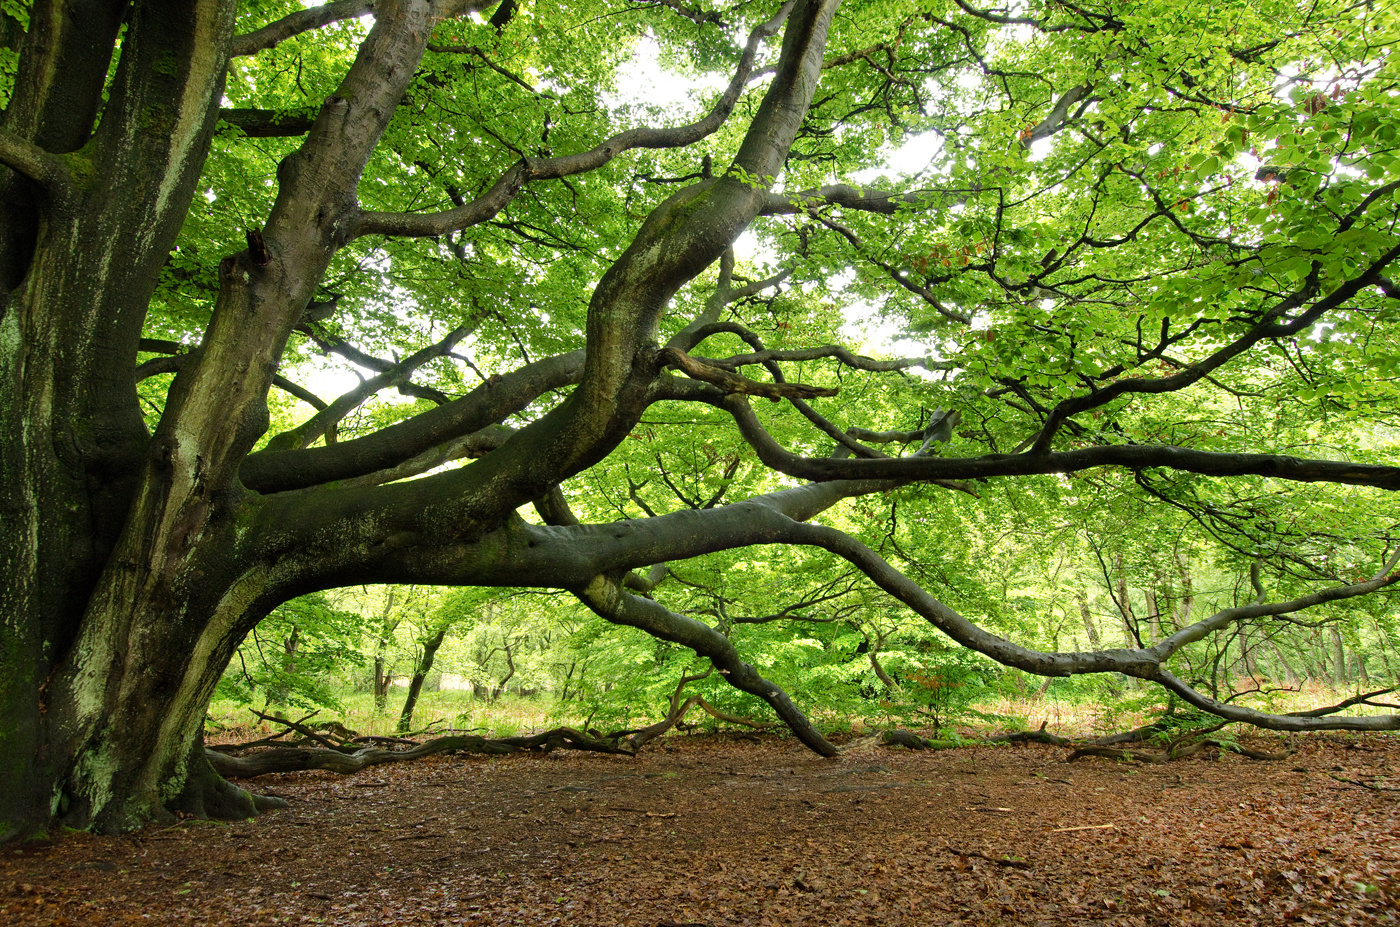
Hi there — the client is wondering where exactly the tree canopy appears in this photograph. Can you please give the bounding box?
[1,0,1399,838]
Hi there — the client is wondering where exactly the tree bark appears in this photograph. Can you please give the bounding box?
[1330,627,1349,686]
[1078,591,1101,649]
[398,624,450,732]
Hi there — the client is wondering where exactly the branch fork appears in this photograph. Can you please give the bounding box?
[658,347,837,402]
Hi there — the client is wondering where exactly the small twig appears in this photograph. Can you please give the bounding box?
[947,847,1033,869]
[1329,774,1400,792]
[251,709,345,751]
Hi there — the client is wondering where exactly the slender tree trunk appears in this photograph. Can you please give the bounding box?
[1111,553,1137,646]
[1171,552,1194,632]
[1238,626,1260,685]
[398,624,450,733]
[1268,639,1302,686]
[1354,652,1371,686]
[1309,630,1335,685]
[1330,627,1349,686]
[1144,584,1162,642]
[490,641,517,703]
[559,660,578,702]
[1077,591,1101,649]
[372,588,400,713]
[270,627,301,708]
[1371,618,1396,679]
[374,652,391,713]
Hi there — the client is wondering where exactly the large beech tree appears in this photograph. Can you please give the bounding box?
[2,0,1399,837]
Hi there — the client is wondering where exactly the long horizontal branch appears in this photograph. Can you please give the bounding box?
[218,107,317,138]
[335,424,514,489]
[705,344,951,373]
[229,0,375,57]
[351,2,791,239]
[658,346,838,400]
[782,520,1400,732]
[758,183,949,216]
[1028,241,1400,453]
[333,464,1400,744]
[720,394,1400,490]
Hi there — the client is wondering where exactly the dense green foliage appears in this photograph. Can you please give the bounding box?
[196,0,1400,736]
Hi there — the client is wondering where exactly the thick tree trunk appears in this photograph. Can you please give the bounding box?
[0,0,251,838]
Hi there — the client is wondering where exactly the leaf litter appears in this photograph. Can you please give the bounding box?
[3,733,1399,925]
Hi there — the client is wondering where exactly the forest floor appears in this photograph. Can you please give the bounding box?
[3,732,1398,926]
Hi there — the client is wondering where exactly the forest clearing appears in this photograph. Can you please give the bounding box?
[3,731,1397,926]
[5,14,1400,926]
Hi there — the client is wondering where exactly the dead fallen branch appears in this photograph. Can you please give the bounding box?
[209,727,631,779]
[986,721,1073,747]
[1068,739,1293,764]
[871,721,1293,764]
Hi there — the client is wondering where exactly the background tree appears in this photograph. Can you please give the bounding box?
[2,0,1399,841]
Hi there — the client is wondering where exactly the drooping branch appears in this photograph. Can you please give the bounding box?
[779,518,1400,733]
[1147,548,1400,662]
[229,0,375,57]
[325,462,1400,746]
[1153,671,1400,733]
[573,573,839,756]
